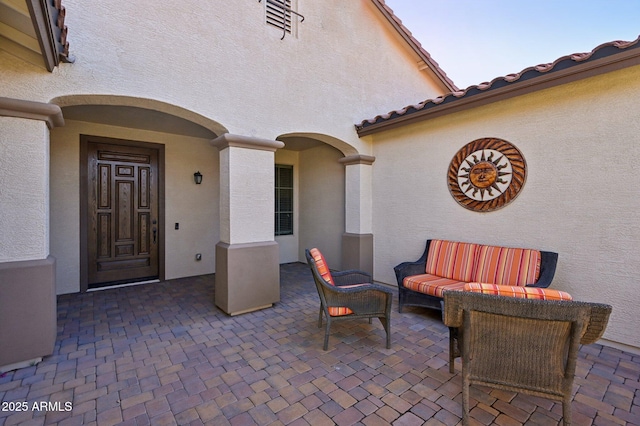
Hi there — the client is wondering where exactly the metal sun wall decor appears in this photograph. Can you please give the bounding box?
[448,137,527,212]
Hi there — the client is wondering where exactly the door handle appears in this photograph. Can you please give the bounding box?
[153,227,157,244]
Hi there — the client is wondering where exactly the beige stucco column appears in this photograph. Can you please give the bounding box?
[211,133,284,315]
[0,97,62,371]
[339,154,375,274]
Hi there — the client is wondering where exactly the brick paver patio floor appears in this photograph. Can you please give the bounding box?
[1,262,639,425]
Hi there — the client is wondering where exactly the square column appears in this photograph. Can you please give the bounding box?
[0,97,63,371]
[211,134,284,315]
[339,155,375,274]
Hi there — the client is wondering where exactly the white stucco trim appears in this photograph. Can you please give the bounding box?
[0,97,64,129]
[50,95,228,137]
[211,133,284,152]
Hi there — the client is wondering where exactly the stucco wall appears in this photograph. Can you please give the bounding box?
[371,65,640,349]
[219,146,275,244]
[50,120,218,294]
[298,145,346,268]
[0,0,443,155]
[1,0,446,288]
[0,118,50,262]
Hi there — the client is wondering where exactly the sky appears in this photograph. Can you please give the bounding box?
[384,0,640,89]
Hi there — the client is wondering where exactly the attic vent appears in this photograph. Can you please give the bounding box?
[267,0,292,34]
[259,0,304,40]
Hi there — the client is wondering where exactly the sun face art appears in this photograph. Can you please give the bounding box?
[458,149,512,201]
[448,138,526,212]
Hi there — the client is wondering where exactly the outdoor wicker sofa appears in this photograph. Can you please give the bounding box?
[305,248,392,350]
[442,290,612,426]
[394,239,559,313]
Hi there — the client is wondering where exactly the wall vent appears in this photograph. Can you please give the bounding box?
[266,0,292,36]
[259,0,304,40]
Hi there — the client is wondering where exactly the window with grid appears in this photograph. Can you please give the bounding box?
[275,165,293,236]
[266,0,292,36]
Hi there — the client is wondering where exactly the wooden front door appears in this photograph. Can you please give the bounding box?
[83,136,162,289]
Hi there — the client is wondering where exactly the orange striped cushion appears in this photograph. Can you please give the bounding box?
[404,274,467,298]
[328,306,353,316]
[425,240,478,282]
[310,248,355,316]
[309,248,334,285]
[472,245,541,286]
[464,283,572,301]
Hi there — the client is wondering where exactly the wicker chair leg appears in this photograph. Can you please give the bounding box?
[562,398,571,426]
[449,327,457,374]
[323,319,331,351]
[318,307,323,328]
[377,316,391,349]
[462,378,470,425]
[384,317,391,349]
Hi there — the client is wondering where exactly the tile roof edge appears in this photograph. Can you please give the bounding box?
[370,0,458,92]
[28,0,75,71]
[356,35,640,136]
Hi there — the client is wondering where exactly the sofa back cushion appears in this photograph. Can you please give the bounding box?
[309,248,335,285]
[472,245,541,286]
[426,240,479,282]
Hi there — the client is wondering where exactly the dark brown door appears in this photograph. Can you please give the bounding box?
[86,140,160,288]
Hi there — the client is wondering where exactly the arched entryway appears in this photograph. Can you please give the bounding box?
[49,95,227,293]
[276,132,374,274]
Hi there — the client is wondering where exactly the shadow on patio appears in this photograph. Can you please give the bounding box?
[0,263,638,425]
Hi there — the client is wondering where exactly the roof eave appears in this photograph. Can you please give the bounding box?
[26,0,73,72]
[356,47,640,137]
[370,0,458,93]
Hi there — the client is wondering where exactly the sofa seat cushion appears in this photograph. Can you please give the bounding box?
[404,274,467,298]
[464,283,572,301]
[472,245,541,286]
[426,240,479,282]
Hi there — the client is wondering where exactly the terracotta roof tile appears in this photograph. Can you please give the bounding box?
[356,35,640,135]
[54,0,73,63]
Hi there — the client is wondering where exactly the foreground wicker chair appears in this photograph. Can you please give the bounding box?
[305,248,392,350]
[442,291,611,426]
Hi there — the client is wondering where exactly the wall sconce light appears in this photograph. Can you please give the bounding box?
[194,171,203,185]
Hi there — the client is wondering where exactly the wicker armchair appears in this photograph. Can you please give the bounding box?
[305,248,392,350]
[442,291,612,426]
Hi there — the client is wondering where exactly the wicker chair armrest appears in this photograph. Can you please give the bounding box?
[394,261,426,286]
[581,303,613,344]
[324,282,392,295]
[323,284,393,313]
[332,270,372,286]
[527,250,558,288]
[441,290,463,328]
[393,240,431,286]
